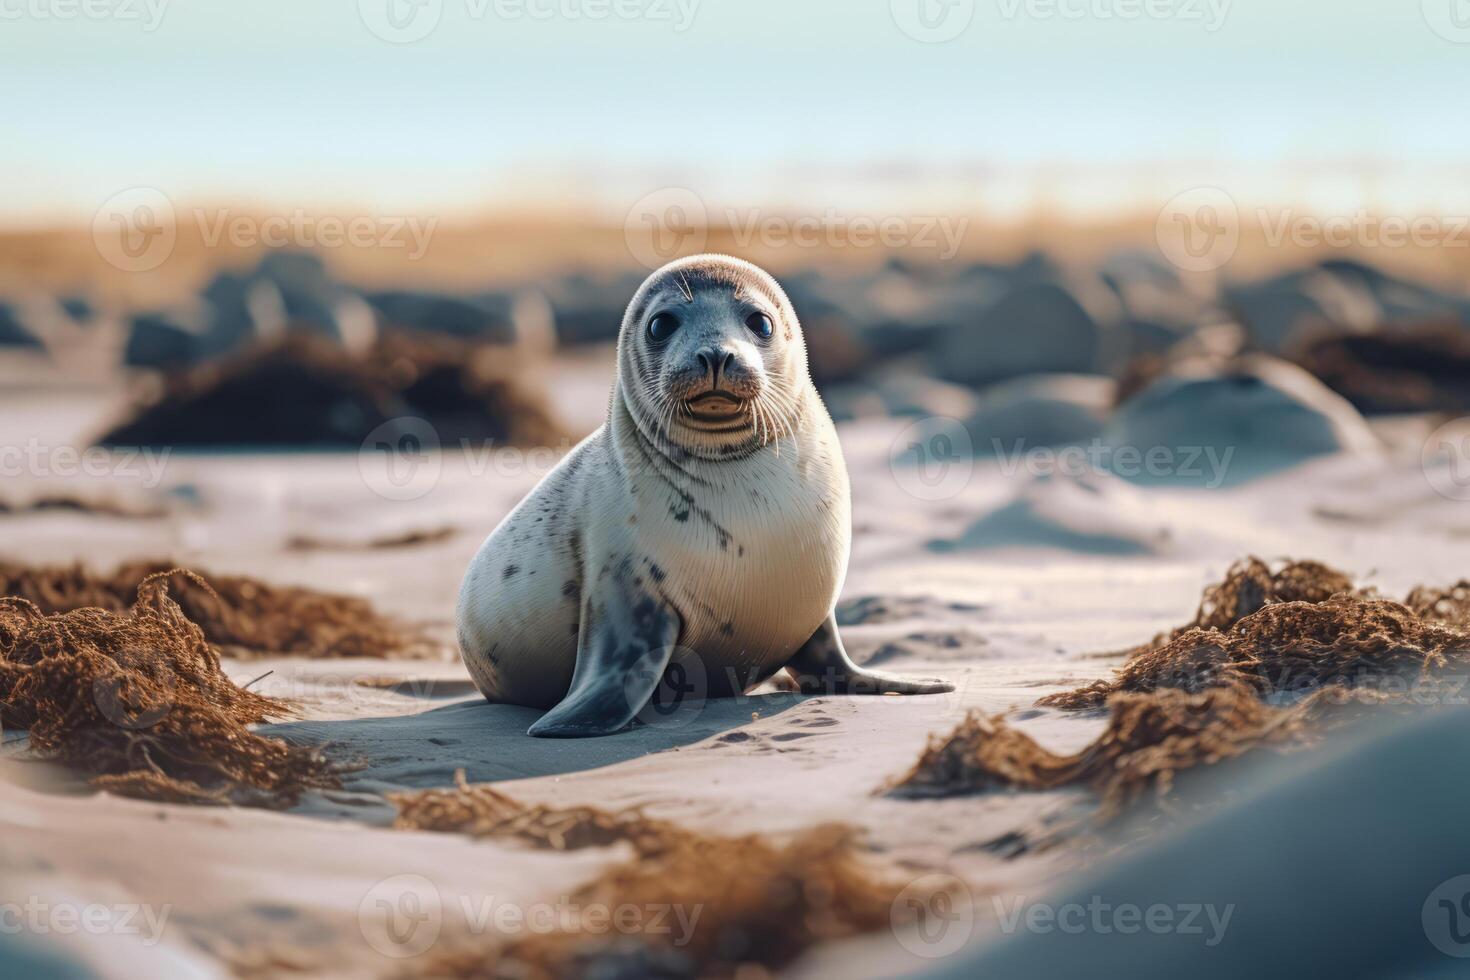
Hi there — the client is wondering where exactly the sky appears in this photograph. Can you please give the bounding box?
[3,0,1469,227]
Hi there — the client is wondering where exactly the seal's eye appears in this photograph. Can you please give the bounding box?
[647,312,680,342]
[745,311,774,340]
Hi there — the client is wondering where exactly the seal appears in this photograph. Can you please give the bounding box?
[456,254,954,737]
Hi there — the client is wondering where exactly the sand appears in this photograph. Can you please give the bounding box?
[0,360,1464,978]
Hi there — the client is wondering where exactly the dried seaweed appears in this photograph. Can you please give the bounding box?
[1041,559,1470,709]
[1293,323,1470,415]
[893,557,1470,820]
[0,560,435,659]
[418,822,915,979]
[0,572,339,806]
[393,775,933,978]
[889,685,1317,820]
[285,527,456,552]
[1121,557,1358,660]
[392,770,683,856]
[1405,581,1470,628]
[0,495,166,519]
[99,332,566,449]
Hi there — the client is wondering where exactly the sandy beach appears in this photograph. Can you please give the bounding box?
[3,338,1465,976]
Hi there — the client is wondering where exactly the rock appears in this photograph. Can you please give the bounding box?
[368,289,555,355]
[966,374,1115,455]
[123,310,204,369]
[1317,258,1470,326]
[1224,266,1385,352]
[1104,355,1379,485]
[545,271,645,345]
[250,250,376,352]
[200,271,288,356]
[823,375,980,423]
[932,282,1115,387]
[0,302,45,349]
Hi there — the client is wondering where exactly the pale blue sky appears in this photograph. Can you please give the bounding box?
[3,0,1467,226]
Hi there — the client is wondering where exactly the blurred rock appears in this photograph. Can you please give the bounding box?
[967,374,1115,455]
[252,251,377,352]
[369,288,555,355]
[0,301,46,349]
[1223,265,1385,352]
[200,270,288,355]
[123,309,206,368]
[544,270,645,345]
[931,282,1118,387]
[1104,355,1379,485]
[823,375,980,423]
[59,296,94,322]
[1317,258,1470,326]
[1100,249,1218,358]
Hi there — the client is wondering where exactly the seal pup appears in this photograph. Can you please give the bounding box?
[457,254,953,737]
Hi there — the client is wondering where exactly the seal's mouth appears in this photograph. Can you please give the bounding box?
[683,390,748,421]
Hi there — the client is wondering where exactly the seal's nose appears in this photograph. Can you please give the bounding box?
[696,347,737,388]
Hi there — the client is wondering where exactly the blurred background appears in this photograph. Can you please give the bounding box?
[3,0,1470,489]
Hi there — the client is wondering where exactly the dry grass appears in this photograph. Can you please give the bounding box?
[1039,558,1470,710]
[889,684,1317,820]
[0,495,166,519]
[0,570,339,806]
[393,770,684,855]
[423,824,913,979]
[393,777,927,978]
[285,527,456,552]
[0,560,436,659]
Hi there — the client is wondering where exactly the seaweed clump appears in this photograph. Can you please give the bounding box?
[393,780,926,979]
[1041,559,1469,710]
[0,571,339,806]
[889,557,1470,820]
[99,332,566,450]
[1293,323,1470,415]
[0,560,434,659]
[888,684,1316,820]
[393,770,682,855]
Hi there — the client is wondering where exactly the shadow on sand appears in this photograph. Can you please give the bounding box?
[263,691,807,792]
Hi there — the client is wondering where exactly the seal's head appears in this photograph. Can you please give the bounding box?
[617,254,810,459]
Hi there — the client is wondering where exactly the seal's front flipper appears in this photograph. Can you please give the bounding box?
[785,613,954,696]
[527,580,682,738]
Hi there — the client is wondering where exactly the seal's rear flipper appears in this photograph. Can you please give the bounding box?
[527,583,681,738]
[785,613,954,696]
